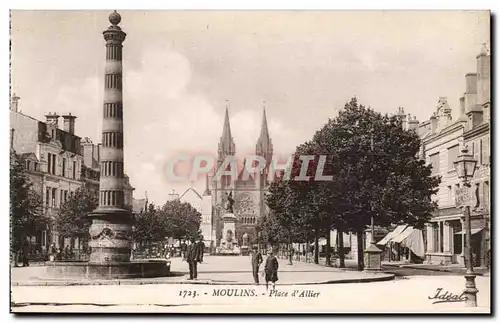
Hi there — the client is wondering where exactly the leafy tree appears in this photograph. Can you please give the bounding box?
[55,185,98,249]
[133,203,167,247]
[255,210,288,247]
[314,98,440,270]
[163,199,202,242]
[263,97,440,271]
[133,200,202,247]
[10,151,48,257]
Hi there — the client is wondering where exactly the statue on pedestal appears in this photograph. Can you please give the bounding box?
[224,191,235,213]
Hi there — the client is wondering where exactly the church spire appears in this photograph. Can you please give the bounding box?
[258,103,270,143]
[256,102,273,160]
[221,103,232,144]
[256,102,273,186]
[218,101,236,164]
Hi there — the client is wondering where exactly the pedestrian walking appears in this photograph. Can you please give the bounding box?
[181,241,188,259]
[196,238,205,263]
[21,237,30,267]
[251,247,263,285]
[49,243,57,262]
[186,238,202,280]
[264,249,279,290]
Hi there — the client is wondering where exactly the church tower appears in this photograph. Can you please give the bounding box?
[255,106,273,188]
[217,105,236,188]
[211,104,236,246]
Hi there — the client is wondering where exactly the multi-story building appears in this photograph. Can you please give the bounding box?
[417,46,491,267]
[462,47,491,268]
[10,96,84,251]
[10,95,136,251]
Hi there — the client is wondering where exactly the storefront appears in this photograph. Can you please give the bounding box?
[425,209,488,267]
[377,225,425,263]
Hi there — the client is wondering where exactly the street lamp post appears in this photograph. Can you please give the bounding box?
[453,146,478,307]
[370,132,375,245]
[364,130,382,271]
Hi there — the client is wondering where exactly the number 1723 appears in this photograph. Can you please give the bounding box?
[179,290,198,298]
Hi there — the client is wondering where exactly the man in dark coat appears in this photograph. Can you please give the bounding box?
[21,237,30,267]
[251,247,263,285]
[196,237,205,263]
[186,239,202,280]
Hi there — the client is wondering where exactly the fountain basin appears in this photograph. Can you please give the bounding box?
[46,260,170,280]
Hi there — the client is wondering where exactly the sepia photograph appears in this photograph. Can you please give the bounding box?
[8,9,491,314]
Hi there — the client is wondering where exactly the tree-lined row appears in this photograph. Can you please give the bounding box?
[258,98,441,270]
[56,194,203,249]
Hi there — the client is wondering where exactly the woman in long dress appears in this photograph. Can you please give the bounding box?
[264,249,279,290]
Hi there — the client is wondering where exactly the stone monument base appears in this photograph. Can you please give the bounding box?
[217,212,240,255]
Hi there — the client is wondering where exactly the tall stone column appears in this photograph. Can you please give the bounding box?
[89,11,133,264]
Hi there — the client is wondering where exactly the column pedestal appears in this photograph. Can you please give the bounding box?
[88,208,133,264]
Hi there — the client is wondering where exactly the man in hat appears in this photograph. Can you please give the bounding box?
[186,238,202,280]
[196,236,205,263]
[251,246,263,285]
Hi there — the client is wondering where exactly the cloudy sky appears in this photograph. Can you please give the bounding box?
[11,10,489,204]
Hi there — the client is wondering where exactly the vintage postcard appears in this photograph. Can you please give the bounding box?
[9,10,491,313]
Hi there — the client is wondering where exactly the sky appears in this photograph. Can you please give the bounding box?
[10,10,489,205]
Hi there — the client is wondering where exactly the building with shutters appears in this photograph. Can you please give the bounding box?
[10,96,84,251]
[417,46,491,267]
[10,95,136,253]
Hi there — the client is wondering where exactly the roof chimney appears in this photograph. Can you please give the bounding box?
[430,113,437,134]
[45,112,60,128]
[476,44,490,122]
[477,43,491,106]
[459,96,466,117]
[10,94,20,112]
[62,113,76,134]
[464,73,478,114]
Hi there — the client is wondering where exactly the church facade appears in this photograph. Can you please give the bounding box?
[208,107,273,248]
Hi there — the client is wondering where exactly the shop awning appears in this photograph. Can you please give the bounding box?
[400,227,425,258]
[377,225,407,246]
[454,228,484,235]
[386,226,425,258]
[392,226,415,244]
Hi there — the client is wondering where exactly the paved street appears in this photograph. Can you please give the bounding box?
[11,255,394,286]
